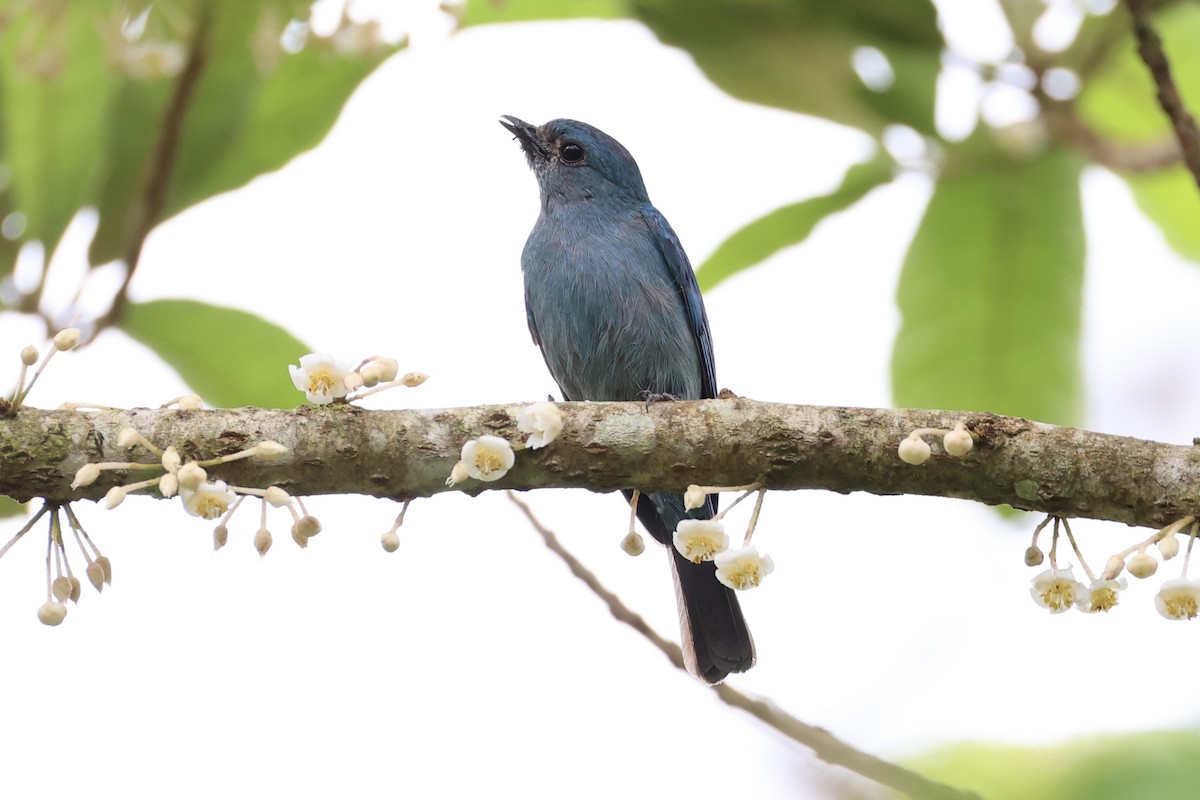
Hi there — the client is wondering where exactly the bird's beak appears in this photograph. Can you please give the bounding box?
[500,115,548,160]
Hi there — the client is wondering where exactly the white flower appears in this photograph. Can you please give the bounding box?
[672,519,728,564]
[289,353,353,404]
[1030,567,1087,613]
[1077,577,1127,613]
[714,546,775,590]
[181,480,237,520]
[516,401,563,449]
[898,434,931,465]
[1155,579,1200,620]
[461,436,515,482]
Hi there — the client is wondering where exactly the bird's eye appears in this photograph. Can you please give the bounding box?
[560,142,585,163]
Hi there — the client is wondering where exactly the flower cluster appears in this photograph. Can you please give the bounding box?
[897,421,975,466]
[667,483,774,592]
[1024,513,1200,620]
[288,353,426,405]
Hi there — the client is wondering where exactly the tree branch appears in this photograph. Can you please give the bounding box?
[1124,0,1200,190]
[507,493,982,800]
[3,400,1198,530]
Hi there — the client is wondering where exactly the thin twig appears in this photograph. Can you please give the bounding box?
[1124,0,1200,190]
[506,492,983,800]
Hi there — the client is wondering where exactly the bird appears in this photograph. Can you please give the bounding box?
[500,115,755,683]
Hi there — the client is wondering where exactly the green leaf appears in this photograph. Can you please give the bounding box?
[696,155,893,291]
[117,299,311,408]
[0,495,27,520]
[1127,166,1200,262]
[630,0,943,135]
[456,0,623,26]
[90,3,400,265]
[0,5,115,260]
[892,145,1085,425]
[904,730,1200,800]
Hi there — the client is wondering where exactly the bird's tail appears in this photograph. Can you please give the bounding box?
[626,490,755,684]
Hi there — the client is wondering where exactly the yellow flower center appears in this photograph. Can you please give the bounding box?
[194,495,229,521]
[307,367,338,396]
[1164,593,1199,619]
[681,535,722,564]
[1089,587,1119,612]
[1040,580,1076,611]
[724,564,763,590]
[474,451,503,475]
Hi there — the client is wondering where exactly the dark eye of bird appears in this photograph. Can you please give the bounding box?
[560,142,584,163]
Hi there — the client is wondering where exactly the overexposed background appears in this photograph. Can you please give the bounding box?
[3,1,1200,797]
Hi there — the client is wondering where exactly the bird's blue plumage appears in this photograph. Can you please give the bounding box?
[502,116,755,683]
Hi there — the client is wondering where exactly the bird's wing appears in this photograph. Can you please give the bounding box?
[641,204,718,400]
[523,281,574,402]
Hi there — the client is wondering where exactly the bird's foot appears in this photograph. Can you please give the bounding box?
[638,390,680,410]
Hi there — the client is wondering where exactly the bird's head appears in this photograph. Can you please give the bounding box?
[500,116,649,205]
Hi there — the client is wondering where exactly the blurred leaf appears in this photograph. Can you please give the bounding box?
[0,4,115,267]
[90,3,401,265]
[1126,166,1200,262]
[892,145,1085,425]
[901,730,1200,800]
[631,0,942,134]
[1076,3,1200,142]
[696,154,893,291]
[456,0,623,26]
[117,299,310,408]
[0,495,26,520]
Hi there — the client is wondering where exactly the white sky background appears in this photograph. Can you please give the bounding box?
[4,1,1200,797]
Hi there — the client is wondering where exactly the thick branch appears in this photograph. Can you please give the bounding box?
[3,401,1198,529]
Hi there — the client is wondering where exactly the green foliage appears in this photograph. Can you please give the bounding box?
[696,155,894,291]
[892,145,1085,425]
[455,0,622,26]
[118,299,311,408]
[901,730,1200,800]
[0,0,400,274]
[0,495,26,520]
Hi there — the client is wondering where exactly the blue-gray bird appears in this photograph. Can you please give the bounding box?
[500,116,755,683]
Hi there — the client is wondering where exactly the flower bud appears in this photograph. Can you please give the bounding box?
[359,364,383,387]
[37,601,67,626]
[1024,546,1044,566]
[254,527,273,556]
[683,485,707,512]
[1158,534,1180,560]
[445,460,469,488]
[213,524,229,551]
[621,532,645,556]
[52,328,80,351]
[254,441,288,460]
[96,555,112,584]
[401,371,428,387]
[943,425,974,457]
[72,463,101,489]
[68,576,81,603]
[177,394,203,410]
[86,561,105,592]
[343,371,364,393]
[1102,555,1125,580]
[374,358,399,383]
[295,515,321,538]
[105,485,127,510]
[1127,552,1158,579]
[264,486,291,508]
[52,576,73,602]
[161,446,181,473]
[20,345,38,366]
[897,434,931,465]
[176,461,207,491]
[117,427,141,449]
[291,524,309,549]
[159,472,179,499]
[381,530,400,553]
